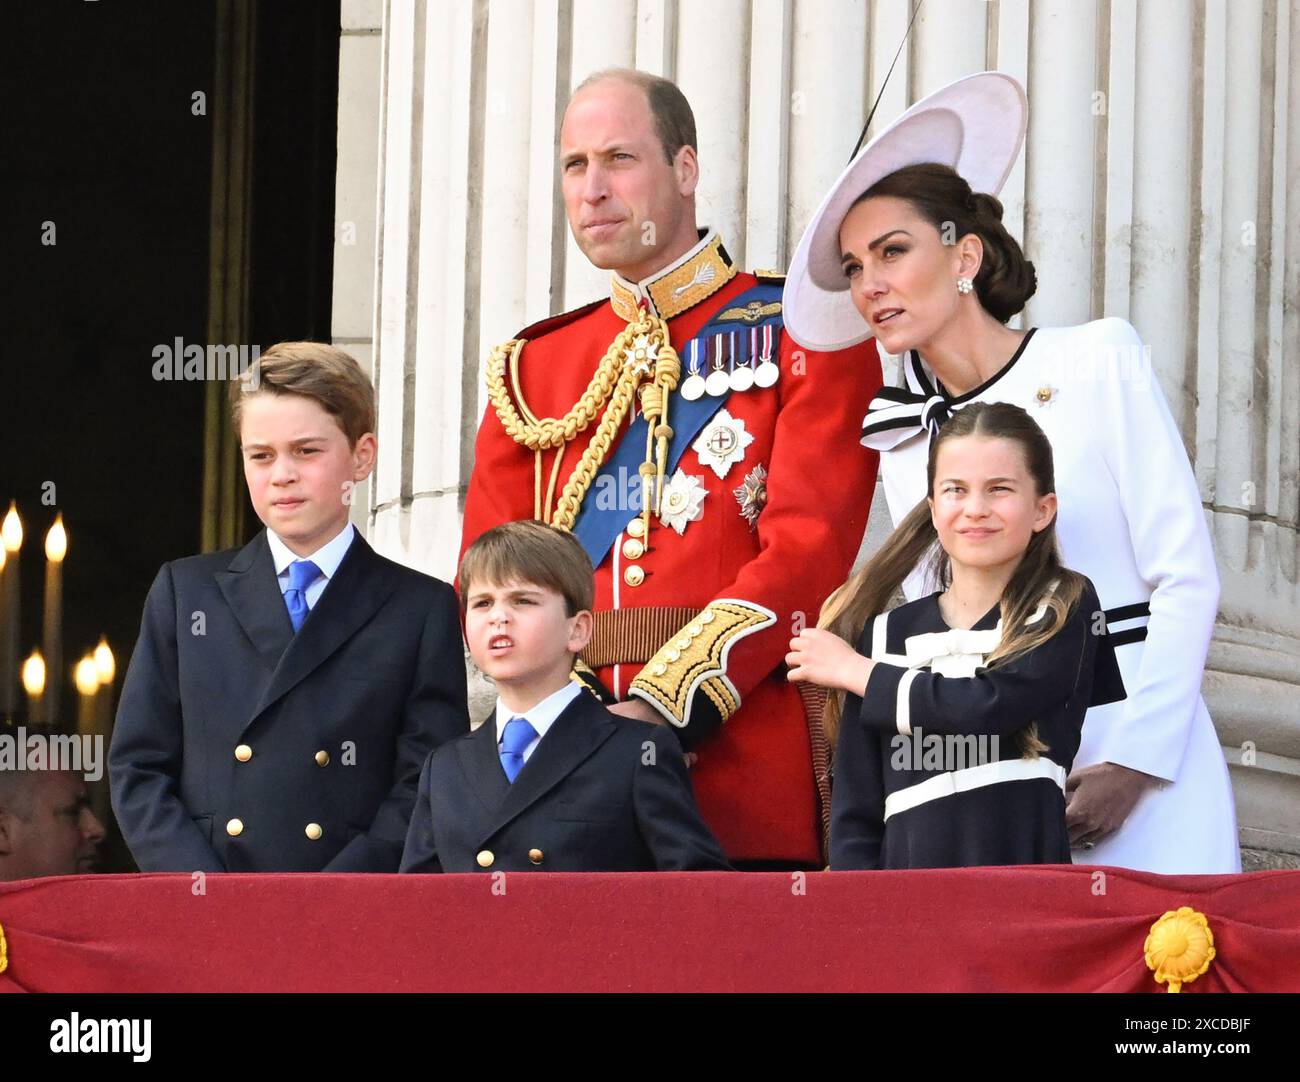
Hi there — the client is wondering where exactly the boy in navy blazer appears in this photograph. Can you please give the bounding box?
[401,521,728,873]
[110,342,469,872]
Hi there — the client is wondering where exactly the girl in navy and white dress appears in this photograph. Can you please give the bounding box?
[787,402,1124,869]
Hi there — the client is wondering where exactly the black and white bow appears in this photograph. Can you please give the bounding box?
[860,352,959,450]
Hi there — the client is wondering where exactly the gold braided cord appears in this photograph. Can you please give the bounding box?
[542,441,567,523]
[485,310,681,533]
[487,322,644,450]
[550,362,643,528]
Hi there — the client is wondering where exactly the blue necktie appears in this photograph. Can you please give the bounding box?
[285,559,322,632]
[499,717,537,783]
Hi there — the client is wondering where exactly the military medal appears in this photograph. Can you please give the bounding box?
[753,323,779,388]
[730,328,756,392]
[693,408,754,479]
[659,468,707,535]
[680,338,706,401]
[733,462,768,527]
[705,331,731,396]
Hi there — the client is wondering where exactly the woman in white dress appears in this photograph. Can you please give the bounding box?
[782,73,1239,873]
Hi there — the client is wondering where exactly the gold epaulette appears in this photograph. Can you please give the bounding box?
[628,599,776,728]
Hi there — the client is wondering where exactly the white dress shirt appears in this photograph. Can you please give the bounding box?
[266,522,356,612]
[494,680,583,765]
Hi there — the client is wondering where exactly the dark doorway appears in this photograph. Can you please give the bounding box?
[0,0,341,871]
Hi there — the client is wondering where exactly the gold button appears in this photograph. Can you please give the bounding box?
[699,609,715,623]
[652,662,667,676]
[676,637,691,649]
[626,518,645,538]
[624,565,645,587]
[622,538,645,560]
[528,848,544,865]
[1036,386,1053,402]
[665,648,680,663]
[234,744,252,762]
[688,624,702,636]
[305,823,323,841]
[314,750,330,767]
[476,850,495,868]
[226,818,244,837]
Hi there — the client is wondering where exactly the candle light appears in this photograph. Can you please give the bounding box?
[94,636,115,736]
[0,545,7,719]
[75,654,99,738]
[1,503,23,717]
[21,648,45,728]
[43,515,67,727]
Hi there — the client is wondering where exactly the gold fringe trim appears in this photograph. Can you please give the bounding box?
[796,681,832,862]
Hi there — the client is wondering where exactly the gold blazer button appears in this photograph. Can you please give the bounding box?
[234,744,252,762]
[305,823,323,841]
[528,848,544,865]
[624,565,645,587]
[315,750,330,767]
[477,850,495,868]
[226,818,244,837]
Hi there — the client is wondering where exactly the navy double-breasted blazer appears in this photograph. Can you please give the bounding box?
[400,690,730,873]
[109,529,469,872]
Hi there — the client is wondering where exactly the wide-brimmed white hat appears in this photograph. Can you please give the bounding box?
[783,71,1028,352]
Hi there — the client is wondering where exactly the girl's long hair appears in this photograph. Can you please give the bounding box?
[819,402,1085,755]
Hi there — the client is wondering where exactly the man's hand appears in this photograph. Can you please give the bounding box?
[786,628,873,695]
[608,698,663,725]
[1065,762,1158,849]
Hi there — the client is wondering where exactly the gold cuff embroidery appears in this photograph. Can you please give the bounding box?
[628,598,776,728]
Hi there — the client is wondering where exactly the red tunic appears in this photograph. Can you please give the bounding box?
[462,235,881,863]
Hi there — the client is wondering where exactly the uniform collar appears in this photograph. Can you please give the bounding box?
[609,228,737,322]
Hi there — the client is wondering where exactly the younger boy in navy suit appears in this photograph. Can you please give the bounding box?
[110,342,468,872]
[400,520,728,873]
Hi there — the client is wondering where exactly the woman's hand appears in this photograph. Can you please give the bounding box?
[1065,762,1158,849]
[786,628,874,695]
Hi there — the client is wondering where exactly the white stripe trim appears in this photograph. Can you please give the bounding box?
[883,757,1067,822]
[1106,615,1149,635]
[895,668,919,735]
[871,612,889,659]
[612,530,622,697]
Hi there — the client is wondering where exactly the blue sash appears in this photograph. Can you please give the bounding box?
[571,283,784,567]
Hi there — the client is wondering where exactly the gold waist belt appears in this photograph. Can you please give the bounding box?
[581,607,700,670]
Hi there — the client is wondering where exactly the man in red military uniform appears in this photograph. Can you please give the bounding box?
[461,68,881,866]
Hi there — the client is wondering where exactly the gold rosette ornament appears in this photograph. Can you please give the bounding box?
[1144,906,1216,992]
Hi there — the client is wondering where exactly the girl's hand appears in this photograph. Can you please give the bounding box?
[785,628,874,695]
